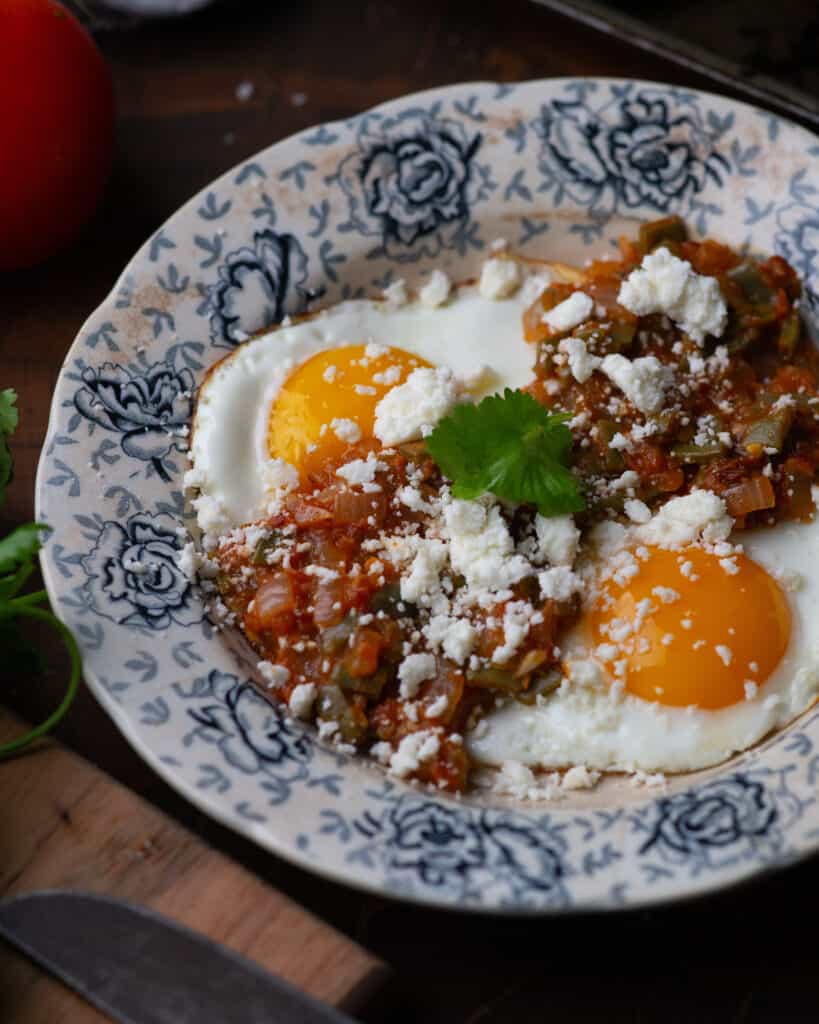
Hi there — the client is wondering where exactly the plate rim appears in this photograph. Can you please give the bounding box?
[35,74,819,914]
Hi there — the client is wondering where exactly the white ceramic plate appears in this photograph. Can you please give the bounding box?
[37,78,819,912]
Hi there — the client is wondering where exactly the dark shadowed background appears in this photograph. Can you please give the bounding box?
[3,1,818,1020]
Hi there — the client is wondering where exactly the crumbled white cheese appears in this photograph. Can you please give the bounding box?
[288,683,317,719]
[444,500,530,591]
[370,740,393,765]
[715,644,733,667]
[492,601,536,665]
[562,765,600,790]
[624,498,651,524]
[398,652,437,698]
[364,342,387,359]
[630,770,667,789]
[262,457,300,495]
[558,337,602,383]
[542,291,594,332]
[335,452,387,489]
[636,489,733,548]
[397,537,448,604]
[322,364,338,383]
[373,366,459,445]
[389,730,440,777]
[595,643,618,662]
[372,741,395,765]
[533,514,580,567]
[257,661,290,688]
[303,564,340,582]
[426,693,449,718]
[177,541,199,580]
[419,269,451,308]
[383,278,408,308]
[487,760,561,801]
[424,614,477,664]
[176,541,219,581]
[330,417,361,444]
[317,720,339,741]
[373,364,403,387]
[600,354,674,415]
[609,470,640,493]
[617,247,727,343]
[478,257,521,299]
[538,566,582,602]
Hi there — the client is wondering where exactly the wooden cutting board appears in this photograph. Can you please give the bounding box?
[0,709,387,1023]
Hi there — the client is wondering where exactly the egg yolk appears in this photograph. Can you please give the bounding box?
[588,546,791,709]
[267,345,431,481]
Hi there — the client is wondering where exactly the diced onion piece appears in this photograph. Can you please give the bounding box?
[254,572,295,625]
[723,474,776,517]
[312,578,346,628]
[333,489,385,525]
[286,496,333,527]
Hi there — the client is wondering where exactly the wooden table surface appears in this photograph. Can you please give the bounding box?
[3,1,819,1020]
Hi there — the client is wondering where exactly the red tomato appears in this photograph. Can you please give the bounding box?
[0,0,114,270]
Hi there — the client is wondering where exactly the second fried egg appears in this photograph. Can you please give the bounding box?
[468,516,819,774]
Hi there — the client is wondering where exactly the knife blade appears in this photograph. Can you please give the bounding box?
[0,890,359,1024]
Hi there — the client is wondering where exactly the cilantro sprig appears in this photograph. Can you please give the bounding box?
[426,388,585,516]
[0,390,81,758]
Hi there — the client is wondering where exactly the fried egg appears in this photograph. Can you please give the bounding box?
[468,515,819,774]
[188,281,536,534]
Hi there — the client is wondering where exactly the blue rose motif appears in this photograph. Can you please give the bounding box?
[74,359,194,481]
[640,775,777,865]
[352,796,569,902]
[207,228,310,348]
[533,89,728,222]
[375,797,487,888]
[480,809,567,899]
[607,97,724,210]
[82,511,202,630]
[533,100,613,208]
[336,108,485,260]
[186,670,313,774]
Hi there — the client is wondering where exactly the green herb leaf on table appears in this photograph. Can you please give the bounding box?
[426,388,585,516]
[0,389,81,758]
[0,388,19,507]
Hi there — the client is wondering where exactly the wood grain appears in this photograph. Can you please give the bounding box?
[0,710,387,1023]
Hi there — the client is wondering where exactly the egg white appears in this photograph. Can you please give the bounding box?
[188,283,536,535]
[468,515,819,774]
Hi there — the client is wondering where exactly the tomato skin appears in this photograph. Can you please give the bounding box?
[0,0,114,270]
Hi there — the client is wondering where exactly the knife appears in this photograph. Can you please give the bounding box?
[0,890,359,1024]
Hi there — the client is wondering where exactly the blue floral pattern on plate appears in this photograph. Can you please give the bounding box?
[36,78,819,912]
[73,360,194,481]
[206,228,311,348]
[81,511,202,631]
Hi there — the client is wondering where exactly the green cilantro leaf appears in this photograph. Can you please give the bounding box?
[0,522,48,576]
[0,388,80,757]
[426,388,585,516]
[0,388,18,509]
[0,389,19,436]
